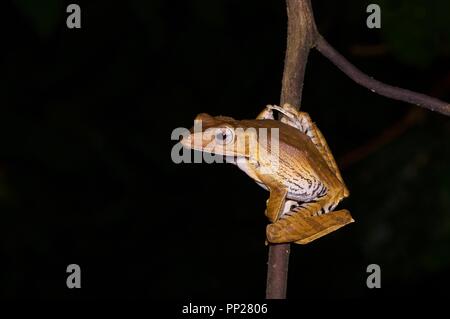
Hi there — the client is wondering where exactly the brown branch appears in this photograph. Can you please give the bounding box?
[339,71,450,168]
[266,0,317,300]
[315,35,450,116]
[266,0,450,300]
[266,243,291,299]
[280,0,317,106]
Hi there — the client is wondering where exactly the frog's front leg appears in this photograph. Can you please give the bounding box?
[266,187,353,244]
[258,172,289,223]
[265,185,288,223]
[256,105,275,120]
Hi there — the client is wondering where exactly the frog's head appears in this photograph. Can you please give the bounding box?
[180,113,255,158]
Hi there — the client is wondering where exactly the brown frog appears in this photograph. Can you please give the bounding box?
[180,104,353,244]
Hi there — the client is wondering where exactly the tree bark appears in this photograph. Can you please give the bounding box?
[266,0,317,299]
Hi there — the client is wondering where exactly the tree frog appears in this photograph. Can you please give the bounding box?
[180,104,354,244]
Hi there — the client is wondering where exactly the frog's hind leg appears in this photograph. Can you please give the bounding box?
[296,209,353,244]
[267,207,354,244]
[269,104,348,196]
[266,187,353,244]
[294,113,347,194]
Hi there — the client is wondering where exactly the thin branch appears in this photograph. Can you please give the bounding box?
[339,71,450,168]
[266,243,291,299]
[315,35,450,116]
[266,0,317,300]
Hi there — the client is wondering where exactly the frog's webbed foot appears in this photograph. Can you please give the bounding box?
[266,187,353,244]
[266,209,354,244]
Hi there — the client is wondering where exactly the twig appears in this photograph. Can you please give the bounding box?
[315,36,450,116]
[266,0,317,300]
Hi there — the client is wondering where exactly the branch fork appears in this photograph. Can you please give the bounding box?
[266,0,450,300]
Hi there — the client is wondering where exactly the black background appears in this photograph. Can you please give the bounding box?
[1,0,450,299]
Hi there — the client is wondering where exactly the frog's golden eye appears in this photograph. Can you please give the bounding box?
[214,127,234,145]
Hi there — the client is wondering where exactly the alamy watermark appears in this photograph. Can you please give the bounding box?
[366,4,381,29]
[66,4,81,29]
[66,264,81,289]
[366,264,381,288]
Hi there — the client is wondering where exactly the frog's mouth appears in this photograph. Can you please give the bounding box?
[180,133,216,153]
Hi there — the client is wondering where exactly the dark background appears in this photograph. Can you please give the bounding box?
[1,0,450,299]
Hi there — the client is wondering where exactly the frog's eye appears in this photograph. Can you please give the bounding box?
[215,127,234,145]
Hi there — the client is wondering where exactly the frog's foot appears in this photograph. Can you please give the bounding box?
[266,209,354,244]
[258,104,300,121]
[256,105,275,120]
[265,104,297,122]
